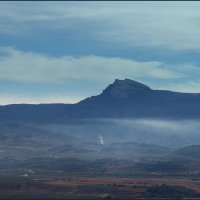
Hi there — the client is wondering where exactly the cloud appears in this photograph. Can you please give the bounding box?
[0,47,182,84]
[0,95,81,105]
[1,2,200,50]
[96,2,200,51]
[158,81,200,93]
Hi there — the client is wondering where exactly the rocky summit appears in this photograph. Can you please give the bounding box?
[102,79,151,98]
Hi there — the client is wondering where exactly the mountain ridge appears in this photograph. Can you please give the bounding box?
[1,79,200,122]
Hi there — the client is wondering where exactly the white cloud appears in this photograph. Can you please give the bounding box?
[2,47,200,94]
[0,95,81,105]
[1,2,200,50]
[0,47,182,84]
[158,81,200,93]
[96,2,200,51]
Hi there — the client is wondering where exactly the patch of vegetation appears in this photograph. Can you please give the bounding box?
[143,184,200,198]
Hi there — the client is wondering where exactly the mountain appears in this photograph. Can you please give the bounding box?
[66,78,200,119]
[1,78,200,123]
[173,145,200,159]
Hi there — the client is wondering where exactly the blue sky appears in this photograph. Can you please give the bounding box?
[1,1,200,104]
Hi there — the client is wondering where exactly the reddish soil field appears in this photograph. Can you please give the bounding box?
[47,177,200,199]
[48,177,200,192]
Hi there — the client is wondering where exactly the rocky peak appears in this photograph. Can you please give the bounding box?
[102,79,151,98]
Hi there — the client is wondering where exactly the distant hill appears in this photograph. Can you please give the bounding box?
[1,78,200,123]
[100,142,172,158]
[174,145,200,158]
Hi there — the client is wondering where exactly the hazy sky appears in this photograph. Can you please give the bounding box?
[1,1,200,104]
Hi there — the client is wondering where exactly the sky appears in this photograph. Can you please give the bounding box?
[1,1,200,104]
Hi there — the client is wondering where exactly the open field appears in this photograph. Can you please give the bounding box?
[0,174,200,199]
[48,177,200,192]
[47,177,200,199]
